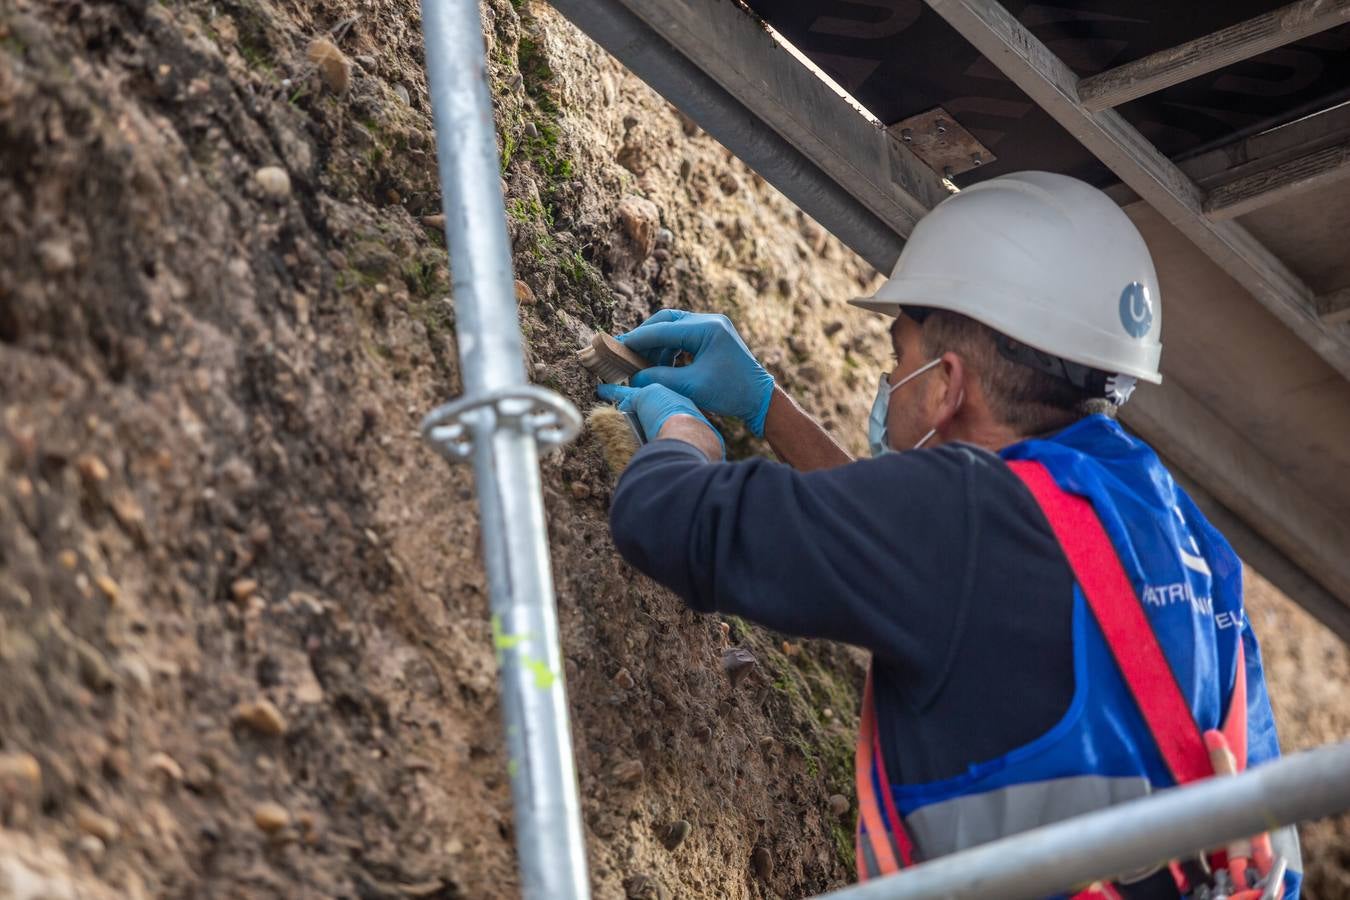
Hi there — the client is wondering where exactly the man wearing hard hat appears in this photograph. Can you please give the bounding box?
[599,172,1301,898]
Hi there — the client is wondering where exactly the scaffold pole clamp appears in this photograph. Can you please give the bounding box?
[422,385,582,463]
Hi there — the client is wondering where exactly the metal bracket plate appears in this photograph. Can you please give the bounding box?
[887,106,995,179]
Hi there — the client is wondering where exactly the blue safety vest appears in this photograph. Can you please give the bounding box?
[854,415,1301,897]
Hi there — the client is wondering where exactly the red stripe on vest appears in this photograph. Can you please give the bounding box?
[1007,460,1214,786]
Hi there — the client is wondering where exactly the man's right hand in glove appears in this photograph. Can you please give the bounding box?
[616,310,776,437]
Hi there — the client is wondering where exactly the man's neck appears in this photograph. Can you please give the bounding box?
[946,420,1029,454]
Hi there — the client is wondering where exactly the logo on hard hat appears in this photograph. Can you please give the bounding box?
[1119,282,1153,338]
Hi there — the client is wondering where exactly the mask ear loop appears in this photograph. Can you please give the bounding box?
[887,357,942,395]
[912,385,966,450]
[913,387,963,450]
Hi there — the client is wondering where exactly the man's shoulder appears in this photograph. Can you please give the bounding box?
[840,443,1055,533]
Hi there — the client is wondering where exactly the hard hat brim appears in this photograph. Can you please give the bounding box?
[848,296,904,318]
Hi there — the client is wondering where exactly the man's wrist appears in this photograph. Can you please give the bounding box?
[763,385,803,441]
[764,385,791,433]
[657,414,724,461]
[745,375,776,437]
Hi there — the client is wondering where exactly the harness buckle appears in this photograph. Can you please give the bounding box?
[1199,855,1287,900]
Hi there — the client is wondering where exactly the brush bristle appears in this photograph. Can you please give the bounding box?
[587,406,643,474]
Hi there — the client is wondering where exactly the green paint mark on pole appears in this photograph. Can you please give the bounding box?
[524,657,557,690]
[491,614,531,657]
[490,617,553,686]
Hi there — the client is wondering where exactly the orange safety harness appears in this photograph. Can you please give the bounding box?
[854,460,1281,898]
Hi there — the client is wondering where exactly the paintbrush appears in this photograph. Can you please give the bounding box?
[577,332,650,383]
[578,331,651,473]
[586,405,647,473]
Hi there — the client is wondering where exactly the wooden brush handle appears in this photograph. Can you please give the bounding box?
[593,332,650,376]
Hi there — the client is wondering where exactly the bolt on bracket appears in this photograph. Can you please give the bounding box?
[888,106,996,180]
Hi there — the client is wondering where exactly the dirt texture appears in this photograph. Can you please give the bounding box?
[0,0,1345,898]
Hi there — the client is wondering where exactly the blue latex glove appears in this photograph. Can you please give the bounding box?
[615,310,775,437]
[597,383,724,458]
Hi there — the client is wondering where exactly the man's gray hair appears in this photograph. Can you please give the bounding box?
[920,310,1115,437]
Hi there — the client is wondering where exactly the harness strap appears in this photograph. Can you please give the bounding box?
[855,669,911,877]
[1007,461,1215,786]
[1222,640,1248,771]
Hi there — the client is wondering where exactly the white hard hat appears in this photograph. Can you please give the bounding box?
[850,171,1162,384]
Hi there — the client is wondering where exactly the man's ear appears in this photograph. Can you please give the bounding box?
[934,351,966,429]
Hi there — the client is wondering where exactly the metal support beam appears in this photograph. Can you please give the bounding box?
[815,740,1350,900]
[923,0,1350,384]
[1204,137,1350,220]
[1077,0,1350,112]
[615,0,949,224]
[546,0,948,272]
[418,1,589,897]
[1320,287,1350,326]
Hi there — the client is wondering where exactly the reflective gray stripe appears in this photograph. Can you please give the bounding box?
[881,821,906,868]
[859,833,881,879]
[903,775,1152,860]
[1271,825,1302,875]
[857,820,905,877]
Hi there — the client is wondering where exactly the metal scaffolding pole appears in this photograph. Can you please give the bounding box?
[417,1,589,898]
[814,740,1350,900]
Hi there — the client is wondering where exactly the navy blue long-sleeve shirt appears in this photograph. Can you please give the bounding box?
[609,438,1076,785]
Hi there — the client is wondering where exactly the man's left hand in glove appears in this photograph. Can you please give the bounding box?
[597,383,725,461]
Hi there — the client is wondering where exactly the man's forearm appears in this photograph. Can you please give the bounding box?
[763,386,853,471]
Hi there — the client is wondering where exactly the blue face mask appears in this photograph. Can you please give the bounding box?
[868,357,942,457]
